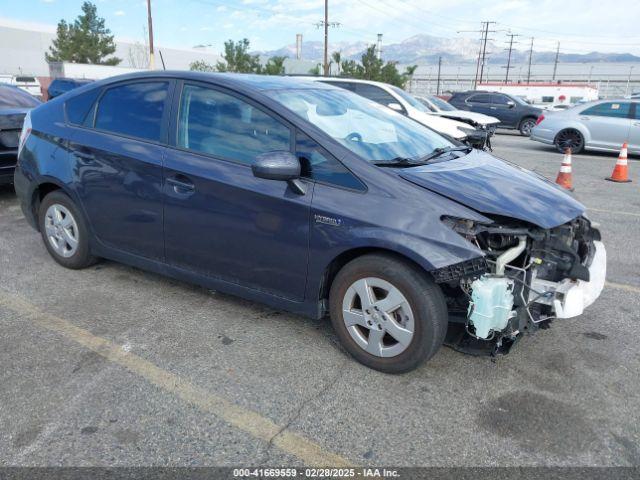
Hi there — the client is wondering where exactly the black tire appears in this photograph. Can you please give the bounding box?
[329,254,448,374]
[518,117,537,136]
[38,190,97,269]
[554,128,585,154]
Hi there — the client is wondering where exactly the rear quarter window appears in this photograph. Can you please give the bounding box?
[65,88,101,126]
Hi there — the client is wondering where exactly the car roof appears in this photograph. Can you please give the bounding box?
[294,76,396,89]
[91,71,334,93]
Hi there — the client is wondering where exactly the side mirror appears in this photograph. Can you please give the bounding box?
[252,151,306,195]
[387,102,404,112]
[506,100,516,108]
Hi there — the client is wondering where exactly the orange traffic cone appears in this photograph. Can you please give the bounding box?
[555,147,574,191]
[606,143,632,183]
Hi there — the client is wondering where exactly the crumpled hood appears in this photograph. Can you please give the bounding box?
[437,110,500,127]
[400,150,585,229]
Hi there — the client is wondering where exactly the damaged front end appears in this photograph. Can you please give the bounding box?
[435,215,606,356]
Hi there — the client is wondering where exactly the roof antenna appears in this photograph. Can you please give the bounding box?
[158,50,166,70]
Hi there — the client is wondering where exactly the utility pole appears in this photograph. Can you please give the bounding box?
[526,37,534,84]
[552,41,560,81]
[146,0,155,70]
[459,21,497,89]
[376,34,383,60]
[323,0,329,76]
[504,33,519,84]
[436,56,442,95]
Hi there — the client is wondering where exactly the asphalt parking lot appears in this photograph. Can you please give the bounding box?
[0,133,639,468]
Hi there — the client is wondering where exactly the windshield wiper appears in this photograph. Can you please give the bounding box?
[372,157,420,167]
[419,145,472,162]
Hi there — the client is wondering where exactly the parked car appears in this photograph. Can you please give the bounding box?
[47,78,93,100]
[414,94,500,129]
[0,84,41,184]
[15,72,606,373]
[531,99,640,154]
[302,77,489,149]
[0,75,42,98]
[448,91,543,136]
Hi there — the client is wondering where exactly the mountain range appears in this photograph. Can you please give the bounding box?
[258,34,640,65]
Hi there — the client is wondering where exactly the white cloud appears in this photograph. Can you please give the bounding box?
[114,10,126,16]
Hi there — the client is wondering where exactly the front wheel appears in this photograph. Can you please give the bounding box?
[329,254,448,373]
[519,117,537,136]
[38,190,97,269]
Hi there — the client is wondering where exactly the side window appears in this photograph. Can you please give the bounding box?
[582,102,631,119]
[65,88,101,126]
[322,81,356,92]
[353,84,397,107]
[177,84,291,165]
[94,81,169,142]
[468,94,492,104]
[492,94,512,105]
[296,132,364,191]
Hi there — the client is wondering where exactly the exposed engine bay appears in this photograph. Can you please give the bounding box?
[436,215,606,356]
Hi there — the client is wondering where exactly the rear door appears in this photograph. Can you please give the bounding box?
[67,80,173,260]
[579,102,632,150]
[163,82,312,300]
[464,93,495,118]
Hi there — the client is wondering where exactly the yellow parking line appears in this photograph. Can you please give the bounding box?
[588,208,640,218]
[0,290,352,467]
[606,281,640,294]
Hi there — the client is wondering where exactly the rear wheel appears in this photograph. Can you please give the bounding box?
[519,117,537,136]
[329,254,448,373]
[554,129,584,153]
[38,191,97,269]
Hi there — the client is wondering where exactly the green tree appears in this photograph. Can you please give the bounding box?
[337,45,412,88]
[46,2,120,65]
[331,51,342,75]
[189,60,216,72]
[308,64,322,75]
[262,56,287,75]
[216,38,262,73]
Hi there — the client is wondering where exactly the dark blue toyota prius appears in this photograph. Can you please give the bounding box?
[14,72,606,373]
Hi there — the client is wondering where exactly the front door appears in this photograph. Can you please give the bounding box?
[69,80,172,260]
[163,82,312,301]
[490,94,520,128]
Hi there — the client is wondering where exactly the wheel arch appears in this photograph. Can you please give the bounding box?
[30,178,77,231]
[317,246,433,306]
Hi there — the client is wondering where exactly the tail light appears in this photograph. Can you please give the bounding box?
[17,111,32,158]
[535,114,545,126]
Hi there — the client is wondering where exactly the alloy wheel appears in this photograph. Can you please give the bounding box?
[44,204,79,258]
[556,129,583,152]
[341,277,415,358]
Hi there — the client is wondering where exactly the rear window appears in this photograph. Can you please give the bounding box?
[0,85,41,108]
[468,94,492,104]
[65,88,101,126]
[15,76,37,83]
[94,81,169,142]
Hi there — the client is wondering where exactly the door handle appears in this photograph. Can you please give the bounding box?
[167,174,195,194]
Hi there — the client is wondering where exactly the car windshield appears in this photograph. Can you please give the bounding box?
[427,95,456,111]
[270,87,453,163]
[0,86,41,108]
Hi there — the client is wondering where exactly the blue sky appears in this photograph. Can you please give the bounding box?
[1,0,639,54]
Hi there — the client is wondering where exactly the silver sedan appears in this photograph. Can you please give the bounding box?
[531,99,640,154]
